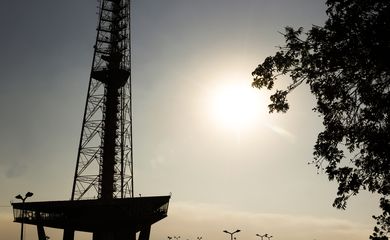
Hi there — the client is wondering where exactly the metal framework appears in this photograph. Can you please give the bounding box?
[71,0,134,200]
[12,1,171,239]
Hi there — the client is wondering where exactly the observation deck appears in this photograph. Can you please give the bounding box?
[12,196,170,239]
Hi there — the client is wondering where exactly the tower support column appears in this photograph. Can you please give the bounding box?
[138,225,151,240]
[63,229,75,240]
[37,224,46,240]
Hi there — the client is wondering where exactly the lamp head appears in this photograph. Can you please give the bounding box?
[235,230,241,233]
[26,192,34,198]
[15,194,23,200]
[223,230,229,234]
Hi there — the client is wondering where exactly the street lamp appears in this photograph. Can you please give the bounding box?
[223,229,241,240]
[256,234,267,240]
[265,234,273,240]
[15,192,34,240]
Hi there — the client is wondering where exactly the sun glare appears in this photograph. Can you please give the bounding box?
[211,82,265,131]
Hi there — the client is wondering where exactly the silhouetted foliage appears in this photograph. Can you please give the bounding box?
[251,1,390,239]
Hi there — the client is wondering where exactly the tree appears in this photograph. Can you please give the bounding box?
[251,0,390,239]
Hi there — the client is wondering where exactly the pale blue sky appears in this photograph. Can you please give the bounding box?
[0,1,380,240]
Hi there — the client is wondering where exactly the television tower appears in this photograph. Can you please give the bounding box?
[71,0,134,201]
[12,1,170,240]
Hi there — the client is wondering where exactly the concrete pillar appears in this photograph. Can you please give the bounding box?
[138,225,151,240]
[37,224,46,240]
[63,229,75,240]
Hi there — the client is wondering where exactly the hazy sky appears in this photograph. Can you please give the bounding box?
[0,1,380,240]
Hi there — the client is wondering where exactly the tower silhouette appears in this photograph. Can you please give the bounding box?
[12,1,170,240]
[72,0,134,201]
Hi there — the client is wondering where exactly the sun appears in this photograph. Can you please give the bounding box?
[210,82,265,131]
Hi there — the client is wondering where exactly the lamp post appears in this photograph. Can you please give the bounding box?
[223,229,240,240]
[15,192,33,240]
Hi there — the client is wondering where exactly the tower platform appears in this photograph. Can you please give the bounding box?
[12,196,170,240]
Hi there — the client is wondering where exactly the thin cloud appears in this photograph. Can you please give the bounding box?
[266,124,296,143]
[153,201,372,240]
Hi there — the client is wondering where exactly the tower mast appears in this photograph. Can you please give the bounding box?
[71,0,133,200]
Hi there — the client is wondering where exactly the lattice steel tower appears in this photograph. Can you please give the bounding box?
[71,0,133,201]
[12,1,170,240]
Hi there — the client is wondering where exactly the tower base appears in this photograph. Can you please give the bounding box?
[12,196,170,240]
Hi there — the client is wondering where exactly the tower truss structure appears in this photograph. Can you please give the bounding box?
[12,0,170,239]
[71,0,134,200]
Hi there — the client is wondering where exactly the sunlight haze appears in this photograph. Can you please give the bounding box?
[0,0,380,240]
